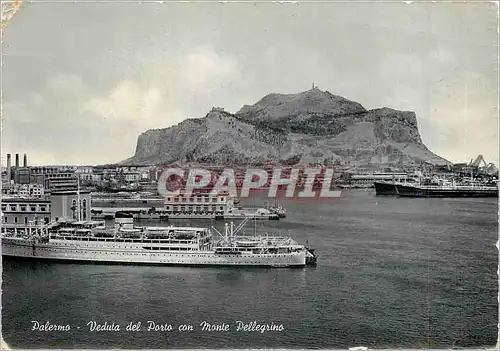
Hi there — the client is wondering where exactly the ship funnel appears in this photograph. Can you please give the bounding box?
[114,211,134,233]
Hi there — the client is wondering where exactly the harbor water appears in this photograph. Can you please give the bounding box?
[2,189,498,349]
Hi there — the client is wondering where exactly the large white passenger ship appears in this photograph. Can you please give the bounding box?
[1,212,317,267]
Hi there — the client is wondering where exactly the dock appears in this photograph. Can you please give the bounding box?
[91,207,279,220]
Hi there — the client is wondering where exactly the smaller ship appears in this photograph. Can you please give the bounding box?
[269,205,286,218]
[267,198,287,218]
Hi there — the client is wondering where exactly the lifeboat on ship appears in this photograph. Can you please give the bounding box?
[236,240,261,247]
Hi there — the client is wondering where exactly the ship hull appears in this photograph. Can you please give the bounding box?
[374,182,398,196]
[394,184,499,198]
[1,239,306,267]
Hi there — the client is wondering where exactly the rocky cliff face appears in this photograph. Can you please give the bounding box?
[127,88,449,168]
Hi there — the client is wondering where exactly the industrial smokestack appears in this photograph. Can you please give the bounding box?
[15,153,19,168]
[23,153,27,167]
[6,153,11,181]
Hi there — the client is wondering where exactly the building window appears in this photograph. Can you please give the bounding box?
[20,205,27,212]
[82,199,87,220]
[14,217,18,223]
[71,199,77,219]
[24,217,28,225]
[9,205,16,211]
[29,205,36,212]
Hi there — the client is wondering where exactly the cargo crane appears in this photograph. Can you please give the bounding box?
[468,155,498,175]
[469,155,487,168]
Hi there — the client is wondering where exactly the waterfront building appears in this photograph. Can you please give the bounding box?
[14,167,31,185]
[1,189,91,235]
[75,166,94,182]
[50,190,92,221]
[1,197,51,232]
[30,165,77,175]
[29,166,79,191]
[46,177,79,192]
[16,184,45,198]
[124,171,141,183]
[1,172,12,192]
[164,192,229,215]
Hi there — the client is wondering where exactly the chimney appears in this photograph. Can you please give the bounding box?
[23,153,27,167]
[15,153,19,168]
[6,154,11,181]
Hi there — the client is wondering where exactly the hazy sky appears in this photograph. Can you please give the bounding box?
[1,1,498,166]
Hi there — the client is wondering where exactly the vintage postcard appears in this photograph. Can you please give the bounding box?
[0,1,498,349]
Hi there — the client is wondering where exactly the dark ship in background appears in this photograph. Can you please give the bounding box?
[374,155,498,198]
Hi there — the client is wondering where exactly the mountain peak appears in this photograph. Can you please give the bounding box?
[236,88,366,120]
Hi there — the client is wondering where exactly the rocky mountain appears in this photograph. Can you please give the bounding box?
[126,88,450,168]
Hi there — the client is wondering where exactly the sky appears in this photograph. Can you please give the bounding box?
[1,1,498,166]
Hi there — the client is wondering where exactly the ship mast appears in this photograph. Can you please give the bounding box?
[230,222,234,243]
